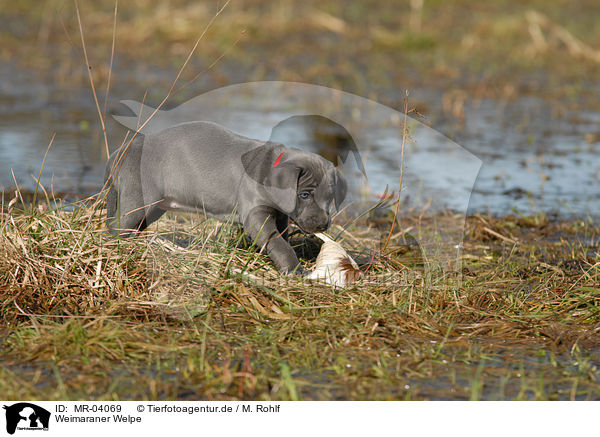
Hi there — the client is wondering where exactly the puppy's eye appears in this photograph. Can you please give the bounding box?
[298,192,311,200]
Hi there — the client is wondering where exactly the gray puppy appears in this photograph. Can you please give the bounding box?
[104,121,347,274]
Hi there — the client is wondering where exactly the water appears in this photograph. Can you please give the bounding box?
[445,96,600,217]
[0,63,107,195]
[1,61,599,219]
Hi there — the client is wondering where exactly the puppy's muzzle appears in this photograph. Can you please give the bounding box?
[297,216,331,234]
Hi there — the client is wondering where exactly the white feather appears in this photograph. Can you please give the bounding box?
[306,233,362,288]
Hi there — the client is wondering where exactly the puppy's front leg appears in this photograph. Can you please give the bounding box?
[244,207,303,274]
[275,212,290,241]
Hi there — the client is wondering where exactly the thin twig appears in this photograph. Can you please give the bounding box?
[102,0,118,122]
[175,28,246,95]
[382,90,409,252]
[482,227,519,245]
[74,0,110,158]
[32,133,56,211]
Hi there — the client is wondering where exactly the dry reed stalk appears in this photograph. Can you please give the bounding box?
[101,0,118,125]
[75,0,110,158]
[382,89,409,253]
[31,134,56,210]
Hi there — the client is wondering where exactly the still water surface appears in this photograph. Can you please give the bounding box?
[1,62,598,219]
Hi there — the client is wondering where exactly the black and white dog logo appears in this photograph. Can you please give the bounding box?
[3,403,50,435]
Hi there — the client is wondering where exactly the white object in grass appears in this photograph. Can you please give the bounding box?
[306,233,362,288]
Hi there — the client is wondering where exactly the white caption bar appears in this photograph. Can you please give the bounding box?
[0,401,595,437]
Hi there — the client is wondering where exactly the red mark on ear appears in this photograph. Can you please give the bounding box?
[273,152,284,167]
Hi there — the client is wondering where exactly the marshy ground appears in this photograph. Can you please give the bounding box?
[1,193,598,400]
[1,0,600,401]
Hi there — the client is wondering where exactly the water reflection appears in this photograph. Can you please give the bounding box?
[1,61,599,219]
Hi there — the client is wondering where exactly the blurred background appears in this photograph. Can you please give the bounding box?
[1,0,599,216]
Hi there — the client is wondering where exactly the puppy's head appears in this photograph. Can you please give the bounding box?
[242,143,347,233]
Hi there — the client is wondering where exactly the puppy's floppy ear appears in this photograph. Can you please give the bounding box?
[241,143,300,214]
[333,167,347,211]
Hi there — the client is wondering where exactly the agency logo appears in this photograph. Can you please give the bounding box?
[3,403,50,435]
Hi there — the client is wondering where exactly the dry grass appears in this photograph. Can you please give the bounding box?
[1,191,599,400]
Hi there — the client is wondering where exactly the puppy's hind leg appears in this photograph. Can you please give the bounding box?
[108,194,147,237]
[104,136,149,236]
[139,204,166,231]
[106,177,158,237]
